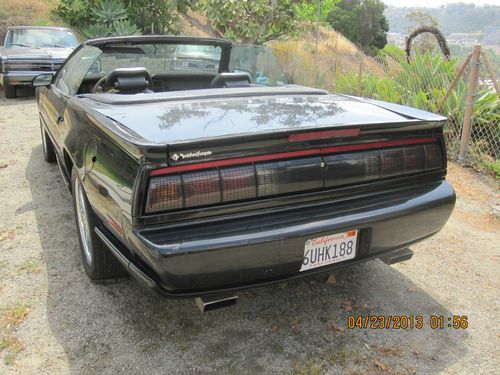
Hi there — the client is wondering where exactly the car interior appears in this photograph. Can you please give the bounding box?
[78,69,252,95]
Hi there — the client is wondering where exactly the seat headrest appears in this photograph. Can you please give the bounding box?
[210,72,251,88]
[105,67,152,94]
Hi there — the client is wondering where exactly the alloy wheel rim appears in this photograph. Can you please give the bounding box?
[75,179,93,265]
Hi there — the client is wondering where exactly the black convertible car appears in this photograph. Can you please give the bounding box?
[33,36,455,310]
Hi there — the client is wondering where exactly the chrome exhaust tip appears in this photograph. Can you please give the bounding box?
[379,248,413,265]
[195,294,238,312]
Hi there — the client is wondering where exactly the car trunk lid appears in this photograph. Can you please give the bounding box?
[81,87,444,164]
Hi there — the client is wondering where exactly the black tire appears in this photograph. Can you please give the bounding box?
[71,169,127,281]
[40,122,56,163]
[4,83,17,99]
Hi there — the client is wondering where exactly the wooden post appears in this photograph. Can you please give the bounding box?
[436,53,471,113]
[357,55,363,97]
[481,51,500,97]
[458,45,481,163]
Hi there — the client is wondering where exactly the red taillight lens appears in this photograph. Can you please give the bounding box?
[183,170,221,208]
[145,140,443,214]
[220,165,257,202]
[145,175,183,213]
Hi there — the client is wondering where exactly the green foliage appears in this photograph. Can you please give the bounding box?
[326,7,357,41]
[383,44,406,60]
[84,23,111,38]
[327,0,388,56]
[295,0,339,23]
[59,0,141,37]
[484,160,500,179]
[56,0,100,27]
[335,51,500,164]
[123,0,181,34]
[92,0,127,27]
[189,0,303,44]
[112,19,141,36]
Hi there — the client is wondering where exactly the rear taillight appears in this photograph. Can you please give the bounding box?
[182,170,220,208]
[381,148,404,177]
[256,157,323,197]
[425,143,443,170]
[145,175,183,213]
[404,145,426,173]
[145,141,443,214]
[220,165,256,202]
[324,150,380,187]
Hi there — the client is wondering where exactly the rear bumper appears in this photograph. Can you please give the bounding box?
[110,180,455,296]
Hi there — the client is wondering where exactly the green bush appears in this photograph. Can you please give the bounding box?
[57,0,141,37]
[334,51,500,163]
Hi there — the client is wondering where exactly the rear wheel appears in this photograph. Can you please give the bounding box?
[4,83,16,98]
[72,169,127,281]
[40,122,56,163]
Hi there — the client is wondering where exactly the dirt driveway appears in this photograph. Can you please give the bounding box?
[0,92,499,375]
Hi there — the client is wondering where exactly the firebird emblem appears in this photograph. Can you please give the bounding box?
[171,151,213,161]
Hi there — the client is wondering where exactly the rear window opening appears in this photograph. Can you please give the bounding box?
[68,42,289,95]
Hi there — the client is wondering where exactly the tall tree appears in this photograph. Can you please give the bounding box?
[406,10,439,54]
[179,0,304,44]
[123,0,181,34]
[327,0,388,55]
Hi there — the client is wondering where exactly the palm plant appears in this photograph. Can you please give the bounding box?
[84,24,111,39]
[92,0,128,28]
[113,20,141,36]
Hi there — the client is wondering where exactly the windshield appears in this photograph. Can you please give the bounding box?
[229,45,289,86]
[6,28,79,49]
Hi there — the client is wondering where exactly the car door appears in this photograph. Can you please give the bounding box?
[41,46,100,154]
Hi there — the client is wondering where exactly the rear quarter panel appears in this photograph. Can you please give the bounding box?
[63,98,141,244]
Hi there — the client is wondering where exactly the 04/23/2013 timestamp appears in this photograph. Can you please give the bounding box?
[347,315,469,330]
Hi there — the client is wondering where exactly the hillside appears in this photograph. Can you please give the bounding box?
[0,0,63,38]
[385,3,500,39]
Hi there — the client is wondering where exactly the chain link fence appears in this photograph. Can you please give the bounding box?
[271,41,499,176]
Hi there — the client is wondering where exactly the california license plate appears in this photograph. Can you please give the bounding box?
[300,230,358,272]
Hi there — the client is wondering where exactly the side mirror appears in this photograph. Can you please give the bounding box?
[32,74,53,87]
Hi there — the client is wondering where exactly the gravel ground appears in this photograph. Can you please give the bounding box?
[0,91,499,375]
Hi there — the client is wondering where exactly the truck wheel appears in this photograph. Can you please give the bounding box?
[4,84,17,98]
[40,122,56,163]
[72,169,127,281]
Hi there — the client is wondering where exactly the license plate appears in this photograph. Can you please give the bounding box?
[300,230,358,272]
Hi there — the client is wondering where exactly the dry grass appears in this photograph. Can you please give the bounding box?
[0,0,61,37]
[1,302,30,329]
[0,302,30,365]
[0,335,23,365]
[0,226,19,243]
[17,260,41,274]
[271,26,388,92]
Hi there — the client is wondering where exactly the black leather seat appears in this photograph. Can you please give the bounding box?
[210,72,251,88]
[104,67,153,94]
